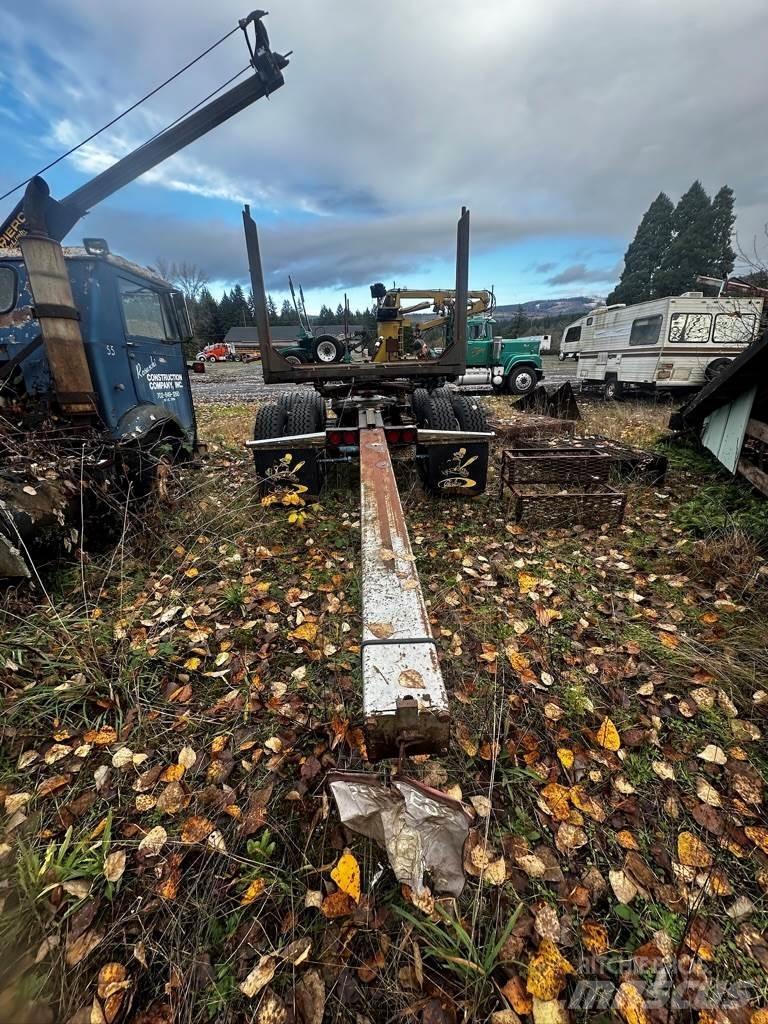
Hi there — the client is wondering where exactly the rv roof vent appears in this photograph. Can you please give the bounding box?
[680,291,704,298]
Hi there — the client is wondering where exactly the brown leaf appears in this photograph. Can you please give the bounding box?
[569,785,606,823]
[294,968,325,1024]
[614,981,650,1024]
[83,727,118,746]
[180,816,215,844]
[540,784,571,822]
[37,774,72,798]
[368,622,394,639]
[321,890,356,918]
[138,826,167,857]
[240,782,274,837]
[154,781,189,815]
[103,850,126,884]
[677,831,712,868]
[581,921,609,955]
[65,928,103,967]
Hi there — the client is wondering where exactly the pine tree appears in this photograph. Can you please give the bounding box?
[266,293,278,324]
[195,288,224,344]
[607,192,674,305]
[710,185,736,279]
[335,302,345,321]
[652,181,713,298]
[279,299,295,323]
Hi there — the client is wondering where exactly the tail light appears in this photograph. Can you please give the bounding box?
[385,428,416,445]
[327,428,358,446]
[343,430,357,444]
[327,430,342,445]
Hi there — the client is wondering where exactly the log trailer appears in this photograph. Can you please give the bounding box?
[244,207,493,759]
[0,13,288,576]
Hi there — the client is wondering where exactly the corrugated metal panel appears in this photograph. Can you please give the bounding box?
[701,386,756,473]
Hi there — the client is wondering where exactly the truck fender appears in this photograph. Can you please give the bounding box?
[114,403,188,445]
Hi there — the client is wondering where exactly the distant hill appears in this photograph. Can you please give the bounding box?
[494,296,604,320]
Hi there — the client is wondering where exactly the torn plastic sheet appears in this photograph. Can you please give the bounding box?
[328,772,472,897]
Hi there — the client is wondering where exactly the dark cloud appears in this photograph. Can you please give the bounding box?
[545,262,621,287]
[532,261,557,274]
[5,0,768,282]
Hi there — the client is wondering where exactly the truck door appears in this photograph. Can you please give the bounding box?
[116,275,195,440]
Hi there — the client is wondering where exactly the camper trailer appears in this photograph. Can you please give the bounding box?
[559,293,764,398]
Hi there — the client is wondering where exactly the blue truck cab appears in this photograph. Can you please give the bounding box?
[0,243,197,448]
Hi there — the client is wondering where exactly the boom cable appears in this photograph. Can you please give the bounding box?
[0,22,241,203]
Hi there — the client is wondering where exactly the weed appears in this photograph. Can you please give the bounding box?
[673,481,768,545]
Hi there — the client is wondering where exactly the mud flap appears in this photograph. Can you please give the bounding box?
[252,446,323,500]
[418,440,489,496]
[517,380,581,420]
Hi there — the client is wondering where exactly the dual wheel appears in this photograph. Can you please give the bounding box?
[253,390,327,441]
[412,386,488,432]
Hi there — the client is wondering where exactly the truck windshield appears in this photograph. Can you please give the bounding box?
[0,266,16,313]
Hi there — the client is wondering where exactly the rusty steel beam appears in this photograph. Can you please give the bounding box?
[359,428,450,760]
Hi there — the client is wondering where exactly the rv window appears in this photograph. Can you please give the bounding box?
[629,314,663,346]
[668,313,711,344]
[0,266,16,314]
[713,312,757,345]
[586,317,593,326]
[564,325,582,344]
[119,278,169,341]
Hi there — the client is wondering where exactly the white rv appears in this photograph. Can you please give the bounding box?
[558,292,764,398]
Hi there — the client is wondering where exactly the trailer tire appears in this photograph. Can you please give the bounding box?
[450,393,487,432]
[253,402,288,442]
[603,377,623,401]
[705,357,732,382]
[428,388,459,430]
[411,388,431,427]
[507,366,537,395]
[289,393,326,435]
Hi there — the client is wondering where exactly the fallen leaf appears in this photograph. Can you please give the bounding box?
[256,990,287,1024]
[290,623,318,643]
[470,795,492,818]
[525,939,574,1000]
[239,954,277,998]
[399,668,425,689]
[615,831,640,851]
[698,744,727,765]
[531,998,569,1024]
[368,622,394,639]
[241,879,267,905]
[103,850,126,883]
[744,827,768,855]
[84,727,118,746]
[330,850,361,903]
[321,890,356,918]
[293,968,325,1024]
[37,774,72,798]
[555,823,587,854]
[609,869,638,904]
[569,785,606,823]
[180,816,215,844]
[65,928,103,967]
[677,831,712,869]
[540,783,571,822]
[581,921,609,955]
[155,781,188,815]
[596,717,621,752]
[614,981,650,1024]
[138,825,168,857]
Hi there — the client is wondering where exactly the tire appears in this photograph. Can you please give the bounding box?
[450,393,487,432]
[558,351,566,362]
[205,356,216,363]
[428,387,459,430]
[289,393,326,435]
[411,388,431,427]
[507,366,537,395]
[312,335,345,363]
[253,402,287,441]
[283,354,305,366]
[239,354,249,362]
[603,378,623,401]
[705,358,732,382]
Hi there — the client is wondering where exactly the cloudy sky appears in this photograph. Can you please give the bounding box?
[2,0,767,311]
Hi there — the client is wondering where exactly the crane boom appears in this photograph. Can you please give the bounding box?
[0,12,287,246]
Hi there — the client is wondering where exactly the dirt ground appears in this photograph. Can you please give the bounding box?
[2,396,768,1024]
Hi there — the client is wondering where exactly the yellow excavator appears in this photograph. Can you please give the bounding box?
[370,284,493,362]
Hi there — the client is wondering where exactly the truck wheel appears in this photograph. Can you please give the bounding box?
[411,388,431,427]
[428,388,459,430]
[603,378,623,401]
[253,402,287,441]
[312,335,345,363]
[289,393,326,435]
[507,366,537,395]
[450,393,487,432]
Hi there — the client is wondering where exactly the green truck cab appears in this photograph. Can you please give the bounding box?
[457,316,543,394]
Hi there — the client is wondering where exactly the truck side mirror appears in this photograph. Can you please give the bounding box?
[171,291,193,341]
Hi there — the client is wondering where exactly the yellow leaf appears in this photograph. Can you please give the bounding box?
[525,939,574,1000]
[540,783,571,822]
[183,656,201,671]
[290,623,318,643]
[518,572,538,593]
[556,748,574,769]
[581,921,609,955]
[184,567,199,578]
[745,826,768,855]
[614,981,650,1024]
[180,816,216,844]
[570,785,606,823]
[615,830,640,851]
[240,878,267,905]
[84,727,118,746]
[331,850,361,903]
[595,717,621,752]
[505,647,531,673]
[677,831,712,868]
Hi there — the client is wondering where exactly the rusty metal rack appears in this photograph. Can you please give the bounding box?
[489,415,576,443]
[514,435,668,486]
[500,446,627,527]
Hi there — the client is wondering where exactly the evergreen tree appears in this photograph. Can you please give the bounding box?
[279,299,295,323]
[318,304,334,324]
[710,185,736,279]
[218,290,236,333]
[266,293,278,324]
[652,181,713,298]
[195,288,224,344]
[335,302,345,321]
[608,192,674,305]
